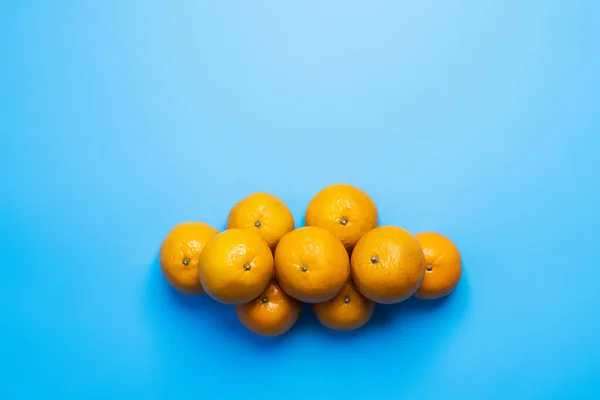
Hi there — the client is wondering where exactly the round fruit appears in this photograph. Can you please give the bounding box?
[159,222,218,295]
[414,232,462,300]
[274,226,349,303]
[351,226,425,304]
[305,184,378,249]
[313,281,375,331]
[227,192,294,249]
[198,228,273,304]
[235,281,301,336]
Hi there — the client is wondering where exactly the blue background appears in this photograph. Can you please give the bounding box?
[2,1,599,399]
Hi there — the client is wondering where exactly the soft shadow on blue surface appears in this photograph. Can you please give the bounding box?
[323,270,469,342]
[146,255,303,349]
[147,252,470,347]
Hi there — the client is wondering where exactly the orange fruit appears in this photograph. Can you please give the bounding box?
[414,232,462,299]
[306,184,378,249]
[227,192,294,249]
[274,226,349,303]
[313,281,375,331]
[351,226,425,304]
[159,222,218,295]
[235,281,302,336]
[198,228,273,304]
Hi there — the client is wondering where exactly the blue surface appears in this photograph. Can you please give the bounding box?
[2,1,600,399]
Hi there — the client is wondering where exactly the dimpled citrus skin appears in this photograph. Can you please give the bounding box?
[313,281,375,331]
[227,192,294,249]
[159,222,218,295]
[235,281,301,337]
[414,232,462,300]
[305,184,378,249]
[351,226,425,304]
[198,228,273,304]
[274,226,350,303]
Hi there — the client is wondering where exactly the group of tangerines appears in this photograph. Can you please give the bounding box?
[159,184,462,336]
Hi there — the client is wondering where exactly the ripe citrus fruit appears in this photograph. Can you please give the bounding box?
[159,222,218,295]
[305,184,378,249]
[414,232,462,299]
[274,226,349,303]
[235,281,302,336]
[198,228,273,304]
[313,281,375,331]
[227,192,294,249]
[351,226,425,304]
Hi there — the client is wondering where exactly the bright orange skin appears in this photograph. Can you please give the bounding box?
[313,281,375,331]
[305,184,378,250]
[227,192,294,250]
[351,226,425,304]
[198,229,273,304]
[414,232,462,300]
[159,222,218,295]
[274,226,350,303]
[235,281,301,337]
